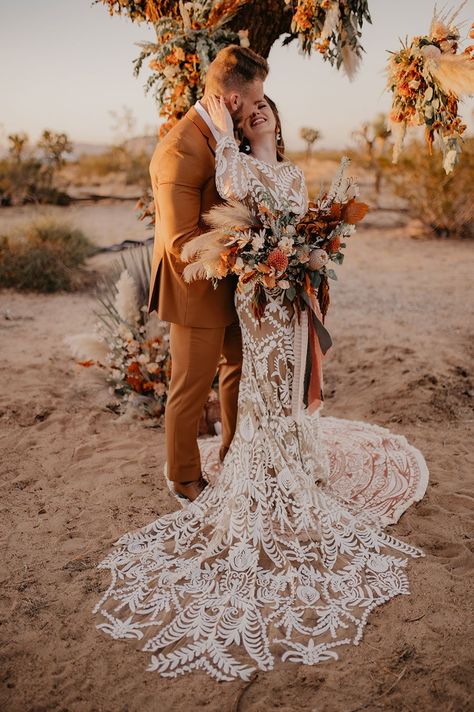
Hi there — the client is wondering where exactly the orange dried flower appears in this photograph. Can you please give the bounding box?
[329,202,342,220]
[241,269,257,284]
[263,274,277,289]
[223,247,238,268]
[341,199,369,224]
[328,235,341,253]
[267,248,288,273]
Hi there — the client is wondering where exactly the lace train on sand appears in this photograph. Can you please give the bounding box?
[92,289,429,681]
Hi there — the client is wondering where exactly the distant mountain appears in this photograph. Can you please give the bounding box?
[69,142,110,160]
[70,135,156,160]
[123,135,157,155]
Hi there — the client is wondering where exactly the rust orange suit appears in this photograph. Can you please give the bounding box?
[148,107,242,483]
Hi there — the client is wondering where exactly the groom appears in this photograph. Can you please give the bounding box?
[148,45,269,502]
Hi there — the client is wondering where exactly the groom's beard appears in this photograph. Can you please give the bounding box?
[231,104,244,129]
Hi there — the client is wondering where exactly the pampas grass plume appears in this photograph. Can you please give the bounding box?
[115,269,140,325]
[64,334,109,362]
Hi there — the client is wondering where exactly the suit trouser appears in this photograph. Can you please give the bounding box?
[165,320,242,483]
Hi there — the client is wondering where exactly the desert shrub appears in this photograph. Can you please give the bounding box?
[0,220,96,292]
[0,130,72,206]
[124,151,151,187]
[75,146,150,188]
[387,138,474,239]
[75,147,126,179]
[0,157,62,206]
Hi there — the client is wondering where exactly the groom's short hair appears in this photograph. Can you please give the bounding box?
[205,45,269,93]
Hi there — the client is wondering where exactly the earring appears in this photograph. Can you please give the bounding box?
[276,131,282,142]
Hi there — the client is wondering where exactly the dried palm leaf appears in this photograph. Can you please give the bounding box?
[318,273,331,323]
[342,199,370,224]
[251,282,267,322]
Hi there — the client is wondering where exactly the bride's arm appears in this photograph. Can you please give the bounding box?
[295,165,309,214]
[207,95,249,201]
[215,134,249,201]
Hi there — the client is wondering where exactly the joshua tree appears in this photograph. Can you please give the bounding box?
[37,130,73,171]
[109,105,138,145]
[352,113,391,195]
[8,133,29,162]
[300,127,321,159]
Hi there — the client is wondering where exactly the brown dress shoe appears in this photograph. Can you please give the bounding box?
[170,475,208,503]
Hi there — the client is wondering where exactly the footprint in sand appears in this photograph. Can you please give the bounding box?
[429,540,474,577]
[438,492,474,519]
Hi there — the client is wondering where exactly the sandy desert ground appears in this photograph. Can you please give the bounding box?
[0,163,473,711]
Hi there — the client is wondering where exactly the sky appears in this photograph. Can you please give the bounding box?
[1,0,473,151]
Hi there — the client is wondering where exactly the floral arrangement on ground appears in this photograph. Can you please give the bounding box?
[66,246,221,430]
[66,247,171,421]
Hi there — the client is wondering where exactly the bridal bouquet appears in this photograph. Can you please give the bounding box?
[387,4,474,173]
[182,157,368,321]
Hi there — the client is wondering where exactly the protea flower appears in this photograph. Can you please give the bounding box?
[308,248,329,271]
[267,248,288,274]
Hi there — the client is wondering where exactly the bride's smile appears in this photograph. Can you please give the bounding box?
[242,99,277,140]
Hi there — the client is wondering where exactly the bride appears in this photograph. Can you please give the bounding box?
[92,94,429,682]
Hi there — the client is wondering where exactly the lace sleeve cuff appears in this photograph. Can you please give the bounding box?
[215,135,248,201]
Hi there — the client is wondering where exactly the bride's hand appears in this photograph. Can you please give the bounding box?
[207,95,234,138]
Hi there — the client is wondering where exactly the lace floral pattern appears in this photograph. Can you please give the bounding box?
[92,148,429,681]
[92,288,428,681]
[215,135,307,214]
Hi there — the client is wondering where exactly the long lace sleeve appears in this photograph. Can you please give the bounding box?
[296,166,309,215]
[215,134,249,201]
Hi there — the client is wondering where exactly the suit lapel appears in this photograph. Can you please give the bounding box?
[186,106,217,155]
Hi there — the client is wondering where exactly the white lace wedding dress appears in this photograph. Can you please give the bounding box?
[92,136,429,681]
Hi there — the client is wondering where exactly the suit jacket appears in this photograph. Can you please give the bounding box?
[147,106,237,327]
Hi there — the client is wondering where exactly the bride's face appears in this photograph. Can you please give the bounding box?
[240,98,277,145]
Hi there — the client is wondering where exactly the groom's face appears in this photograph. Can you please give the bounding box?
[226,79,265,128]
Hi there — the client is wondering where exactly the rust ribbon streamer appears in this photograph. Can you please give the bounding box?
[302,293,333,415]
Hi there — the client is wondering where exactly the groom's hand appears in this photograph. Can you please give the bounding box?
[207,95,234,138]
